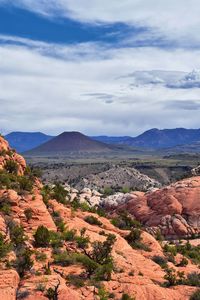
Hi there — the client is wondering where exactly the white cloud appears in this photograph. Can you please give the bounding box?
[2,0,200,47]
[1,36,200,135]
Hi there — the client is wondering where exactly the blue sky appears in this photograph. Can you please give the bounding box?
[0,0,200,135]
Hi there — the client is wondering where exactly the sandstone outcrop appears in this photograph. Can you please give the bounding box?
[0,136,199,300]
[116,177,200,238]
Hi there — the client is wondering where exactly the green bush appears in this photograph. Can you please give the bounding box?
[0,233,12,259]
[24,208,33,221]
[52,183,68,204]
[34,226,50,247]
[98,287,109,300]
[9,223,26,248]
[55,217,66,232]
[121,294,135,300]
[49,231,63,248]
[35,251,47,262]
[84,215,102,226]
[177,257,188,267]
[53,251,76,267]
[125,228,151,252]
[190,290,200,300]
[187,272,200,287]
[62,229,77,241]
[176,242,200,265]
[18,176,33,192]
[14,247,33,278]
[152,255,168,269]
[4,160,18,175]
[67,274,85,287]
[111,212,141,230]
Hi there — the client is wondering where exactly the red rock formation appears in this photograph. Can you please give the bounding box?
[116,177,200,238]
[0,136,199,300]
[0,136,26,175]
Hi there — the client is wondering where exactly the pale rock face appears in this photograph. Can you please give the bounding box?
[0,270,19,300]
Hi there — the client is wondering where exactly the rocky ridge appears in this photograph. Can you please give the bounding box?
[0,136,199,300]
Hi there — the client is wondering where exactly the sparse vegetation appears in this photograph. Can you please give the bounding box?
[0,233,12,259]
[125,228,151,252]
[84,215,102,226]
[111,212,141,230]
[190,290,200,300]
[4,160,18,175]
[24,208,33,221]
[152,255,168,269]
[52,183,68,204]
[34,225,50,247]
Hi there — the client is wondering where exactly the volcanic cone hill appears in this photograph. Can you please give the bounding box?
[25,131,114,156]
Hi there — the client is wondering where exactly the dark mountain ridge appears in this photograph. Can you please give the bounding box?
[5,131,54,152]
[123,128,200,149]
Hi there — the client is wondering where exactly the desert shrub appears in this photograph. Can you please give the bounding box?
[121,294,135,300]
[84,215,102,226]
[4,160,18,174]
[67,274,85,287]
[34,225,50,247]
[9,223,26,248]
[176,242,200,265]
[0,196,11,215]
[75,253,99,277]
[94,261,114,281]
[46,280,60,300]
[163,243,177,256]
[25,166,42,178]
[111,212,141,230]
[187,272,200,287]
[0,233,12,259]
[18,176,33,192]
[53,251,76,267]
[75,232,90,249]
[121,186,130,193]
[81,234,116,280]
[163,267,177,286]
[102,187,113,196]
[177,257,188,267]
[41,185,51,205]
[190,290,200,300]
[98,287,109,300]
[17,291,31,299]
[155,230,164,242]
[49,231,63,248]
[36,283,46,292]
[62,229,77,241]
[52,183,68,204]
[14,247,33,277]
[125,228,151,252]
[54,217,66,232]
[90,234,116,265]
[35,251,47,262]
[163,267,185,287]
[152,255,168,269]
[24,208,33,221]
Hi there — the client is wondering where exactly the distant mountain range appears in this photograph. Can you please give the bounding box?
[5,128,200,155]
[121,128,200,149]
[5,132,54,152]
[25,131,113,156]
[91,136,131,144]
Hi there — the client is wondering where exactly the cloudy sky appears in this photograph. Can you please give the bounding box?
[1,1,200,136]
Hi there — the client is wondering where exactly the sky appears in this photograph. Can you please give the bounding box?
[1,1,200,136]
